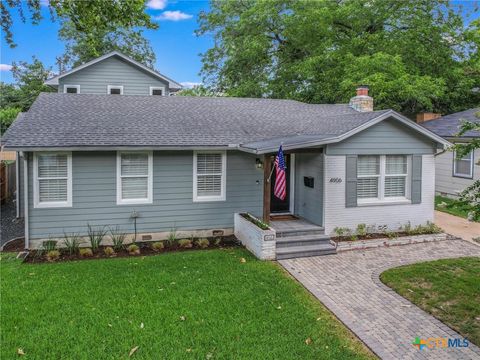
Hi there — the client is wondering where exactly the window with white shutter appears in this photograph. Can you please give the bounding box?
[357,155,410,203]
[117,152,153,204]
[453,150,473,178]
[193,151,226,202]
[34,152,72,208]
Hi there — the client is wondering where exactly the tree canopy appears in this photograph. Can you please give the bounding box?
[197,0,480,116]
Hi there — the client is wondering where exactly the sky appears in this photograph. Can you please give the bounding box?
[0,1,478,88]
[0,0,212,87]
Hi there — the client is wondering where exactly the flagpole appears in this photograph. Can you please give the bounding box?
[267,159,275,183]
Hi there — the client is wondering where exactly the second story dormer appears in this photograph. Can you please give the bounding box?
[44,51,182,96]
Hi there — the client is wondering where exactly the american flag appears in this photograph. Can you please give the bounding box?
[274,145,286,200]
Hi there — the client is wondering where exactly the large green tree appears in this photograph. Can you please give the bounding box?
[1,0,157,48]
[57,20,156,70]
[197,0,480,116]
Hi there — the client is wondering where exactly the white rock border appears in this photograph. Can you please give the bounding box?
[234,213,276,260]
[335,233,448,252]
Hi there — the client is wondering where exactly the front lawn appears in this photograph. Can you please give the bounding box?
[435,195,478,221]
[381,257,480,345]
[1,249,374,359]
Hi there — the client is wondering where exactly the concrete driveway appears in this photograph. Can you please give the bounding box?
[435,210,480,242]
[280,240,480,360]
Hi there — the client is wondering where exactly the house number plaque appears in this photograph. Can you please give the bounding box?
[329,178,342,183]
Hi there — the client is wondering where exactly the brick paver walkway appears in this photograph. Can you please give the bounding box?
[279,240,480,360]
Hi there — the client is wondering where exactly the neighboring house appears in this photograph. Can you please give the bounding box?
[1,52,449,257]
[420,109,480,198]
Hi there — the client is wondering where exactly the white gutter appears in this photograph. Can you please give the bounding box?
[22,152,29,249]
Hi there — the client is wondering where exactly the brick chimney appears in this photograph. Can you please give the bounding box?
[416,112,441,123]
[349,85,373,112]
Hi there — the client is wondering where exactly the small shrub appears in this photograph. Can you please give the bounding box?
[46,250,60,262]
[214,237,222,246]
[79,248,93,257]
[410,221,443,235]
[104,246,115,257]
[196,238,210,248]
[401,222,412,234]
[42,239,58,252]
[167,226,178,245]
[333,227,349,237]
[151,242,165,252]
[385,230,397,239]
[87,224,106,253]
[178,239,193,248]
[241,213,269,230]
[355,223,367,237]
[63,232,81,255]
[127,244,140,255]
[109,226,127,252]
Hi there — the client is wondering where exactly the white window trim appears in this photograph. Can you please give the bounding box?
[33,152,73,208]
[453,150,474,179]
[116,151,153,205]
[149,86,165,96]
[107,85,124,95]
[63,84,80,94]
[193,150,227,202]
[357,155,411,205]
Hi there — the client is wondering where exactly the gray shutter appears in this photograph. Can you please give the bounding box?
[411,155,422,204]
[345,155,357,208]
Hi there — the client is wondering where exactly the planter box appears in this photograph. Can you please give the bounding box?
[234,213,276,260]
[335,233,448,252]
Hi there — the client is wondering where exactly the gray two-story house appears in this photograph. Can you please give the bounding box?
[2,51,449,259]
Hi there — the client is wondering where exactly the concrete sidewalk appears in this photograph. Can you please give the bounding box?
[435,210,480,241]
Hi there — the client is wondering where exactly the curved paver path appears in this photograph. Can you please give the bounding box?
[279,240,480,360]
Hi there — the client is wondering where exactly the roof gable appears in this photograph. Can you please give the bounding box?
[44,51,182,90]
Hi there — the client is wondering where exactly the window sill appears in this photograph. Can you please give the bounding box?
[117,199,152,205]
[452,174,473,179]
[193,196,226,203]
[357,199,411,207]
[34,202,72,209]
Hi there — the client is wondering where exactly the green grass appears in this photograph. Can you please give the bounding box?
[381,257,480,345]
[435,195,478,221]
[1,249,374,359]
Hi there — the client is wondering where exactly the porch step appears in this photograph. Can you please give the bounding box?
[275,227,325,238]
[276,243,337,260]
[276,234,331,248]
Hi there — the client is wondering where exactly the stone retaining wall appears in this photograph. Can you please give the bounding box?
[335,233,448,252]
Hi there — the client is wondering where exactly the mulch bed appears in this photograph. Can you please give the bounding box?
[23,235,241,264]
[1,237,25,252]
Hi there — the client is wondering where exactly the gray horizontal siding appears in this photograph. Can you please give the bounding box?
[326,118,437,155]
[294,153,323,226]
[435,149,479,196]
[27,151,263,239]
[58,56,170,95]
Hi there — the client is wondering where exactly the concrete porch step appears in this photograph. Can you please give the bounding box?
[275,227,325,238]
[276,243,337,260]
[276,234,331,248]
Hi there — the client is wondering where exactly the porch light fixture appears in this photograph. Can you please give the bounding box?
[256,158,264,169]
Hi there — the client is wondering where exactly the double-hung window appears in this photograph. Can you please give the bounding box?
[33,152,72,208]
[64,85,80,94]
[108,85,123,95]
[193,151,226,202]
[117,152,153,205]
[357,155,410,203]
[453,150,473,179]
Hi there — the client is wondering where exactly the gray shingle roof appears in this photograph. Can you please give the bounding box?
[2,93,393,150]
[421,108,480,138]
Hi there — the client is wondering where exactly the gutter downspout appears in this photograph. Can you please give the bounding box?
[15,152,20,218]
[22,152,29,249]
